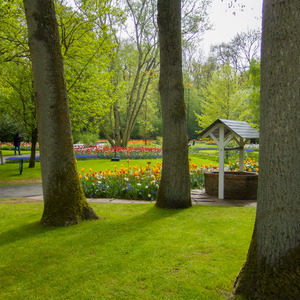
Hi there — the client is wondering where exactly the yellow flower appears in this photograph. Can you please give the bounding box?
[89,168,93,172]
[81,168,84,172]
[79,174,82,178]
[85,177,89,180]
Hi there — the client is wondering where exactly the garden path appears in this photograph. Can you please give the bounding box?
[0,185,256,207]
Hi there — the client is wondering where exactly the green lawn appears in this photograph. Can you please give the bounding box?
[0,202,255,299]
[0,149,33,156]
[0,157,218,184]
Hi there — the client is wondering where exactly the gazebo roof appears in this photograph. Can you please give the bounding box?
[198,119,259,140]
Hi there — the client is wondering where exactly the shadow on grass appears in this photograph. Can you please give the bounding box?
[0,205,187,247]
[67,204,190,247]
[0,221,56,247]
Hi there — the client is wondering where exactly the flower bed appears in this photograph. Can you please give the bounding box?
[5,145,163,163]
[228,157,259,173]
[0,142,37,151]
[80,161,209,201]
[74,145,162,160]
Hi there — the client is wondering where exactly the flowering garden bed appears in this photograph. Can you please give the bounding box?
[80,161,208,201]
[228,157,259,173]
[4,144,162,162]
[74,145,162,160]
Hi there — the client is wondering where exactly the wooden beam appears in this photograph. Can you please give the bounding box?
[225,147,243,151]
[209,132,220,146]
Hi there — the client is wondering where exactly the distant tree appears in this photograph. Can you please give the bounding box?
[0,0,38,167]
[233,0,300,298]
[211,29,261,73]
[156,0,191,209]
[195,63,250,130]
[23,0,99,226]
[56,0,117,135]
[246,59,260,128]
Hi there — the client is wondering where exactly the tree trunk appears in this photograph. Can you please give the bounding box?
[233,0,300,298]
[28,127,38,168]
[156,0,191,209]
[113,100,122,146]
[23,0,99,226]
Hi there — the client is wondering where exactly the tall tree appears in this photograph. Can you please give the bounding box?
[0,0,116,164]
[156,0,191,209]
[99,0,160,146]
[100,0,211,147]
[233,0,300,298]
[56,0,117,135]
[23,0,99,226]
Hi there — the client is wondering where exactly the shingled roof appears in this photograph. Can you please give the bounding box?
[198,119,259,140]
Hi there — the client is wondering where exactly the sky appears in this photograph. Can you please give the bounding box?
[67,0,263,57]
[201,0,263,56]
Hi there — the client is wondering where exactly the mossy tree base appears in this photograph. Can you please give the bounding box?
[233,235,300,299]
[41,199,99,227]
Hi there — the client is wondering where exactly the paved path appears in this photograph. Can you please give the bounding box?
[1,153,37,164]
[0,184,42,198]
[0,185,256,207]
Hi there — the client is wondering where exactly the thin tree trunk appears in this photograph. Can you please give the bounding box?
[113,100,122,146]
[23,0,98,226]
[28,127,37,168]
[99,122,114,146]
[156,0,191,209]
[233,0,300,298]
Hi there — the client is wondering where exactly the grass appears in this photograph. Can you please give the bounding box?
[0,202,255,299]
[0,150,33,156]
[0,157,218,185]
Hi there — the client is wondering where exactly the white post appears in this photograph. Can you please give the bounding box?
[218,125,225,199]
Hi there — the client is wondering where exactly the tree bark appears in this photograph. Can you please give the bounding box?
[233,0,300,298]
[23,0,99,226]
[156,0,191,209]
[28,127,38,168]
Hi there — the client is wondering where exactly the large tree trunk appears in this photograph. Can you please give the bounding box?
[23,0,98,226]
[156,0,191,209]
[233,0,300,298]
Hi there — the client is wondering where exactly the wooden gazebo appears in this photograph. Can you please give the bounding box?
[198,119,259,199]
